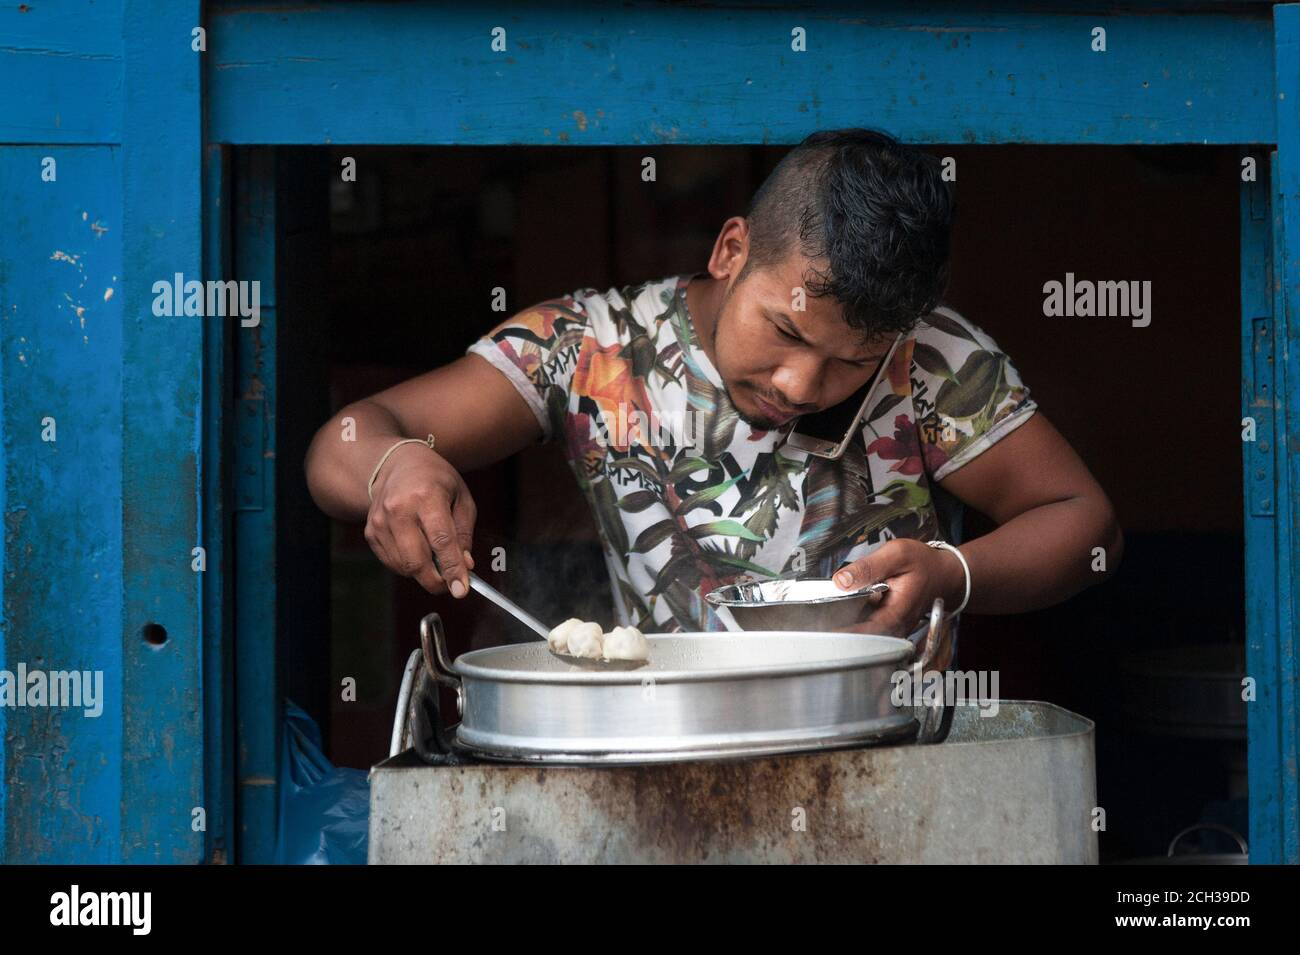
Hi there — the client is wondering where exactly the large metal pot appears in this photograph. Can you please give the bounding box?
[410,599,954,765]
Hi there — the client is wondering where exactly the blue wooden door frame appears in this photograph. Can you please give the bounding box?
[201,0,1299,864]
[0,0,208,863]
[1263,6,1300,863]
[1,0,1296,863]
[230,148,281,863]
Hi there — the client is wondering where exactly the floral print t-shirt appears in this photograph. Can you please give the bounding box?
[466,274,1037,634]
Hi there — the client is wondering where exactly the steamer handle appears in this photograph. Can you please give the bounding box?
[916,597,952,671]
[913,597,952,744]
[419,612,462,693]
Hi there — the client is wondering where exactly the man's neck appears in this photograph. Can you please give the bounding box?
[686,273,722,368]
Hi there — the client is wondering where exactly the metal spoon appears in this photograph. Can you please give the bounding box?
[464,571,549,639]
[464,571,647,669]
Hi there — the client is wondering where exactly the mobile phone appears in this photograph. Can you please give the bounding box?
[785,333,904,459]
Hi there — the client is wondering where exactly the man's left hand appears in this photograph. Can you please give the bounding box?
[830,538,965,638]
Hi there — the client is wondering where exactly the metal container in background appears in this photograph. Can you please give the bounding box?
[1118,823,1249,865]
[369,700,1098,864]
[1120,643,1247,740]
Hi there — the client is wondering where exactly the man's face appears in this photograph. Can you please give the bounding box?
[710,255,897,431]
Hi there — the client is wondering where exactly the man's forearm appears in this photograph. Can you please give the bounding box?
[952,497,1123,615]
[305,400,416,524]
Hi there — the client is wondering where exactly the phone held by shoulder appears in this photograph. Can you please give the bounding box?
[785,333,904,460]
[784,378,877,459]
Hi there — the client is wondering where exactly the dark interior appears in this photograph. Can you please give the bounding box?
[272,143,1245,863]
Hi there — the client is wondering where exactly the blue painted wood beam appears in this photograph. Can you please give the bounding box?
[1241,147,1285,865]
[0,0,123,144]
[206,0,1276,146]
[1261,1,1300,865]
[232,147,280,864]
[0,146,125,863]
[119,0,205,863]
[202,143,236,863]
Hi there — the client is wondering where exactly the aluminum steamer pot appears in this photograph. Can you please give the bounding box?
[414,600,954,765]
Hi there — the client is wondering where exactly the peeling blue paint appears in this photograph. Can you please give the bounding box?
[0,147,125,863]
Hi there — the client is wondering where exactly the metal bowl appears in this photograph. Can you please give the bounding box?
[705,578,890,631]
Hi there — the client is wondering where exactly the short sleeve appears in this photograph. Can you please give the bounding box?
[465,294,592,443]
[907,306,1038,482]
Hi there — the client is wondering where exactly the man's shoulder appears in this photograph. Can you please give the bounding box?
[909,304,1015,359]
[911,305,986,346]
[570,274,681,308]
[560,275,685,337]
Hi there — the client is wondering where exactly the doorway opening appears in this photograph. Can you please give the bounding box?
[236,143,1246,862]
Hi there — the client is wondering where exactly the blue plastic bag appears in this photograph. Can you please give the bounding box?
[275,699,370,865]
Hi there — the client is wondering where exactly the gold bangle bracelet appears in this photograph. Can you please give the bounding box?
[367,433,436,503]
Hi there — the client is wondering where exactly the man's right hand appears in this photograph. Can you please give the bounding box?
[364,443,477,597]
[306,353,544,593]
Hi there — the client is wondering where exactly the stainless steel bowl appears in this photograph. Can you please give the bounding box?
[705,578,890,631]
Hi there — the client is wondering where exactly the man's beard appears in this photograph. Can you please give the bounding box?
[707,283,795,433]
[728,379,790,432]
[711,299,788,432]
[734,404,765,427]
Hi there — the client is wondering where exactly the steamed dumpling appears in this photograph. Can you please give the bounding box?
[602,625,649,661]
[565,622,605,659]
[547,617,584,653]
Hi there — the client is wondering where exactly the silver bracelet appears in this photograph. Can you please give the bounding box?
[367,433,437,503]
[926,540,971,615]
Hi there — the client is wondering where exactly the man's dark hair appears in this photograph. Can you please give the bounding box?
[739,128,954,338]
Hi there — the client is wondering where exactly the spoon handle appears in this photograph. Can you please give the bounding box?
[466,572,552,640]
